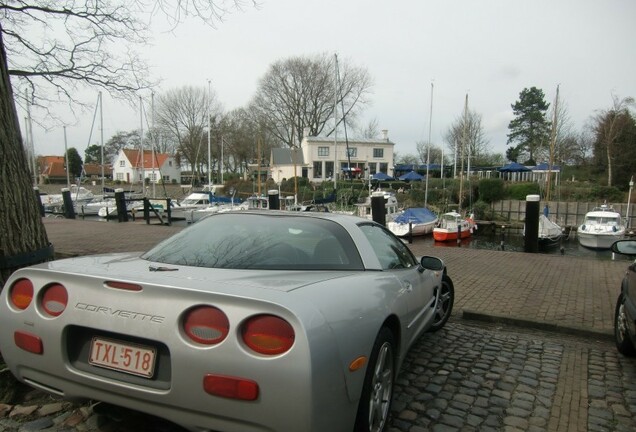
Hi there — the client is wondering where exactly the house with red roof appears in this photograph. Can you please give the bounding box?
[112,149,180,184]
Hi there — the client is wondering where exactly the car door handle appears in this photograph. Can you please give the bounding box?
[403,281,413,292]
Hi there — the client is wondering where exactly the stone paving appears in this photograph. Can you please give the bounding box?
[0,218,633,431]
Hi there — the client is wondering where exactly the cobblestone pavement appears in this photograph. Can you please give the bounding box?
[1,321,635,432]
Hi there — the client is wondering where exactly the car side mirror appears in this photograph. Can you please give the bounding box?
[611,240,636,256]
[419,256,444,271]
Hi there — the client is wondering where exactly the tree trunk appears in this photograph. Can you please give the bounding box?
[0,29,51,287]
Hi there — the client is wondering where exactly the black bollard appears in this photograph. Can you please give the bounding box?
[34,187,44,217]
[408,222,413,244]
[371,195,386,226]
[166,198,172,225]
[456,223,461,247]
[524,194,540,253]
[61,188,76,219]
[268,189,280,210]
[115,188,128,222]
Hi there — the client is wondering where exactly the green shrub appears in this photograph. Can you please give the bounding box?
[478,178,506,203]
[505,182,540,200]
[589,185,624,203]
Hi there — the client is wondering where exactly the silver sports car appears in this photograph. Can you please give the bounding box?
[0,211,454,432]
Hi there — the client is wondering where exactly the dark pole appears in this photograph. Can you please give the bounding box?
[371,195,386,226]
[115,188,128,222]
[268,189,280,210]
[524,194,540,253]
[61,188,75,219]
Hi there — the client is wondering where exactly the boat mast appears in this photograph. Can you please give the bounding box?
[207,80,212,190]
[139,96,145,196]
[99,91,104,193]
[424,81,433,208]
[63,126,70,189]
[333,53,338,190]
[546,85,559,202]
[458,94,468,212]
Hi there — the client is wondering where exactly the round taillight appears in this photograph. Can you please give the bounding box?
[241,315,295,355]
[41,284,68,317]
[10,279,34,310]
[183,306,229,345]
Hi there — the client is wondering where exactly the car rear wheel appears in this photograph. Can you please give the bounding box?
[614,293,636,356]
[428,274,454,332]
[354,328,395,432]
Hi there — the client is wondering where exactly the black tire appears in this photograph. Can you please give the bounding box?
[428,274,454,332]
[354,328,395,432]
[614,293,636,356]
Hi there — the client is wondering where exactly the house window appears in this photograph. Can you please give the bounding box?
[119,160,125,167]
[169,161,173,167]
[163,175,170,182]
[313,161,322,178]
[346,147,357,158]
[380,163,388,174]
[325,161,334,179]
[373,148,384,158]
[318,147,329,157]
[116,173,124,181]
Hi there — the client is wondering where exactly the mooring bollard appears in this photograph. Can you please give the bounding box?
[33,187,44,217]
[115,188,128,222]
[268,189,280,210]
[408,222,413,244]
[524,194,540,253]
[61,187,76,219]
[456,224,461,247]
[371,195,386,226]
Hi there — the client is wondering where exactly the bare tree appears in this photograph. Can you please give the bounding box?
[154,85,223,183]
[250,53,373,147]
[591,94,635,186]
[444,109,489,165]
[355,117,380,139]
[0,0,253,286]
[415,141,443,165]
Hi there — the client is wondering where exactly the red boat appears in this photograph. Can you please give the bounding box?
[433,211,476,242]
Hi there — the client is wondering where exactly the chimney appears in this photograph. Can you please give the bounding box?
[382,129,388,141]
[303,127,310,138]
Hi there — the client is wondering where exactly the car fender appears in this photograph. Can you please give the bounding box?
[294,271,409,402]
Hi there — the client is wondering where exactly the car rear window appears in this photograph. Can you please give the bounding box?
[141,213,364,270]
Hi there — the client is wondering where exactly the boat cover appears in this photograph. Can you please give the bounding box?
[393,208,437,225]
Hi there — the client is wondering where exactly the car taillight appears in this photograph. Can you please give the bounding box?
[41,283,68,317]
[183,306,229,345]
[203,374,259,401]
[14,331,43,354]
[9,278,34,310]
[241,315,295,355]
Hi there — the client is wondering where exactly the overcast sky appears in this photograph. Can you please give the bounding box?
[21,0,636,162]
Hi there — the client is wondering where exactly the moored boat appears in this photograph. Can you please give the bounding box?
[577,204,625,249]
[537,214,564,249]
[387,208,438,237]
[433,211,476,242]
[355,190,400,220]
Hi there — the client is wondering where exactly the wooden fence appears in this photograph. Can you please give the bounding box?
[492,200,636,228]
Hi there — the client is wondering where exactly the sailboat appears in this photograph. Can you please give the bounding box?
[532,86,564,249]
[433,93,476,242]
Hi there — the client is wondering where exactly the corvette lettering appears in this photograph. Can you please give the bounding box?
[75,303,165,323]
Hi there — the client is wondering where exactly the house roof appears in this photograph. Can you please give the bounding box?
[304,136,395,145]
[272,148,305,166]
[39,156,66,177]
[122,149,170,169]
[84,163,112,176]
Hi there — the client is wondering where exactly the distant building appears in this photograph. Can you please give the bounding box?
[112,149,180,184]
[267,129,395,183]
[37,156,111,184]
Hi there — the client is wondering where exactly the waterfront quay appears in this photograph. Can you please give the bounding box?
[0,217,633,431]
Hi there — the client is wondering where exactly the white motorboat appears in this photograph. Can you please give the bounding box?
[42,185,96,213]
[355,190,400,220]
[577,204,626,249]
[387,208,438,237]
[170,192,214,219]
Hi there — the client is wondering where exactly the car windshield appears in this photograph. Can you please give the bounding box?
[142,213,364,270]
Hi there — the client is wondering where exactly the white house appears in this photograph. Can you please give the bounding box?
[112,149,180,184]
[269,130,395,183]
